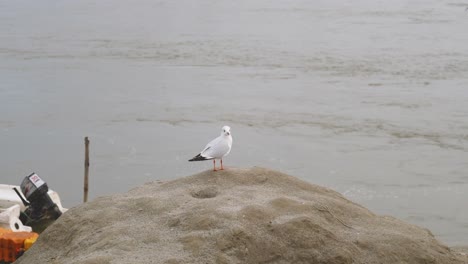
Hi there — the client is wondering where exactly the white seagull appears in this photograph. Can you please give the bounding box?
[189,126,233,171]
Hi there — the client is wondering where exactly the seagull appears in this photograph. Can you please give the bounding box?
[189,126,233,171]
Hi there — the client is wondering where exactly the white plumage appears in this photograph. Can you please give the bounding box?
[189,126,233,171]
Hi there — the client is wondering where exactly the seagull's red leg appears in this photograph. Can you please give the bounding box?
[220,159,224,170]
[213,160,217,171]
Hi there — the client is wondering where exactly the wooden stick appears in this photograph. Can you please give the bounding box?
[84,137,90,203]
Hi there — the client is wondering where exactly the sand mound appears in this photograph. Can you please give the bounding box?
[17,167,467,264]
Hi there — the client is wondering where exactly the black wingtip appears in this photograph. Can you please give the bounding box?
[188,153,208,162]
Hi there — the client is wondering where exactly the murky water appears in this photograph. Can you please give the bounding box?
[1,0,468,245]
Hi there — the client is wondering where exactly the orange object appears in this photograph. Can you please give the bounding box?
[0,228,12,235]
[0,228,12,262]
[0,228,39,263]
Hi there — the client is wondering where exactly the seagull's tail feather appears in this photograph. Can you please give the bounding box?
[188,153,210,162]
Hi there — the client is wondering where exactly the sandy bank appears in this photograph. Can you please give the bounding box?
[17,167,468,263]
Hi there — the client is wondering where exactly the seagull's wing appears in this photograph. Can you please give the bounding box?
[200,136,224,159]
[189,135,223,161]
[189,129,232,162]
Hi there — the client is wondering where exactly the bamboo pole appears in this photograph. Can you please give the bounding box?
[84,137,90,203]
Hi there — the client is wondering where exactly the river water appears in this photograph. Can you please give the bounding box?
[1,0,468,245]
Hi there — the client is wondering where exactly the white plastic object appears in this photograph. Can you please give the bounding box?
[0,184,27,211]
[47,190,68,213]
[0,204,32,232]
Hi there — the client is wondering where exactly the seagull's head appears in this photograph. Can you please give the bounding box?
[221,126,231,137]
